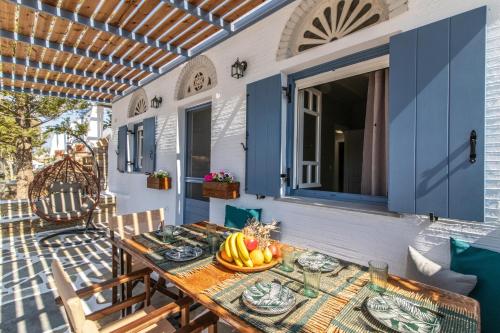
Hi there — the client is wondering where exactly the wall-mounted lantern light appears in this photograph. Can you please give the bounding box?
[150,96,163,109]
[231,58,247,79]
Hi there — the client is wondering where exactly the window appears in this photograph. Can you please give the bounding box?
[298,88,322,188]
[134,124,144,172]
[294,68,389,198]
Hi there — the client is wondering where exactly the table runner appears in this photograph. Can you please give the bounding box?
[328,284,479,333]
[132,225,217,277]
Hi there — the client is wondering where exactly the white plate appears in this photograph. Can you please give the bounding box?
[242,281,296,315]
[297,252,340,272]
[365,295,441,333]
[164,246,203,262]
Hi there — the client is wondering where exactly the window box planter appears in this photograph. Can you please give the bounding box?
[147,176,172,190]
[202,182,240,199]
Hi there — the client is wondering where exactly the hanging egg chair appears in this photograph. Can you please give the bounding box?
[29,154,105,247]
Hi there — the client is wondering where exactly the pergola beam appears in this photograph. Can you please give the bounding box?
[2,72,120,95]
[1,55,138,86]
[1,84,110,102]
[0,29,160,73]
[7,0,189,58]
[127,0,295,99]
[161,0,231,31]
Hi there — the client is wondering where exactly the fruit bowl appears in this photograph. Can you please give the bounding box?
[216,252,279,273]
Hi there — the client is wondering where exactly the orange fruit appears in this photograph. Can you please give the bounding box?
[249,249,265,266]
[220,250,233,263]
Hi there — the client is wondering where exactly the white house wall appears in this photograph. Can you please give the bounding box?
[110,0,500,277]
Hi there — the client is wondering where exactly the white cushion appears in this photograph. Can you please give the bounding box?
[407,246,477,295]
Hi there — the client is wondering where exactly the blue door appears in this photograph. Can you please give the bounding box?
[184,103,211,224]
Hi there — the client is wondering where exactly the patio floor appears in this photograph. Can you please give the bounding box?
[0,214,234,333]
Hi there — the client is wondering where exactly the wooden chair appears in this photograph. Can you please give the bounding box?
[109,208,179,303]
[52,259,218,333]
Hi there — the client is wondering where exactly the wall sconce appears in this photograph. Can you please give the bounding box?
[150,96,163,109]
[231,58,247,79]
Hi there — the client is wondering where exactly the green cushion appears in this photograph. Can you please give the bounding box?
[224,205,262,230]
[450,238,500,333]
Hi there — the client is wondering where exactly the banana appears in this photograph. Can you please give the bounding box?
[236,232,250,261]
[229,232,240,262]
[234,257,244,267]
[224,234,233,259]
[242,257,254,268]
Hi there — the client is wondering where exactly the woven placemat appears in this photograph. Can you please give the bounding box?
[204,267,368,333]
[271,257,369,296]
[328,284,479,333]
[132,226,217,277]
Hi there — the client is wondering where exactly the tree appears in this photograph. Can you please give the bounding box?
[0,91,89,199]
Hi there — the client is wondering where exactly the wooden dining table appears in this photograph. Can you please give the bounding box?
[109,221,480,333]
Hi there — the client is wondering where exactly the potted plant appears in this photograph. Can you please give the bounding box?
[202,170,240,199]
[146,170,172,190]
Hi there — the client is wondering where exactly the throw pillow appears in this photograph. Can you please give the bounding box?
[407,246,477,295]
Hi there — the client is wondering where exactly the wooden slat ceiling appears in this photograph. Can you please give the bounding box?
[0,0,289,102]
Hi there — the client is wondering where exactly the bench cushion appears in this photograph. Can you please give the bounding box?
[450,238,500,333]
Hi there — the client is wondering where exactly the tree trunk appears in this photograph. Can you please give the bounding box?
[15,137,34,199]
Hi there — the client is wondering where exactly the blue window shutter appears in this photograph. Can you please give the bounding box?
[246,74,282,197]
[415,18,450,218]
[389,7,486,221]
[117,125,128,172]
[448,7,486,221]
[142,117,156,174]
[388,30,417,214]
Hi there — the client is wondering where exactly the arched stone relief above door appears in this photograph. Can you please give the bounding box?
[175,55,217,100]
[128,88,148,117]
[276,0,408,60]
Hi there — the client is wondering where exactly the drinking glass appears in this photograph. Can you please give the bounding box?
[207,234,221,254]
[369,260,388,293]
[162,225,175,243]
[303,264,321,298]
[280,246,296,272]
[205,223,217,237]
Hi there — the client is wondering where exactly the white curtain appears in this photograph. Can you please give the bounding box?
[361,69,389,196]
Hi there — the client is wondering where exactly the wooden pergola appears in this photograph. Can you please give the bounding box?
[0,0,292,103]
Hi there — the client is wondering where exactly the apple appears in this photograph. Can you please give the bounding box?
[269,244,281,258]
[244,237,259,251]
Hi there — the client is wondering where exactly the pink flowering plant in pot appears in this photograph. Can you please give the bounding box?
[203,170,235,183]
[202,170,239,199]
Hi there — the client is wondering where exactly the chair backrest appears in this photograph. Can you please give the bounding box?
[110,208,165,239]
[51,259,100,333]
[49,182,83,213]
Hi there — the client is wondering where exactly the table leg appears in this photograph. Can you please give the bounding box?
[180,300,190,327]
[126,251,132,315]
[119,248,125,317]
[112,243,118,304]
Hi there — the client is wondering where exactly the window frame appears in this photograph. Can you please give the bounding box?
[133,122,145,173]
[297,88,322,188]
[285,48,390,205]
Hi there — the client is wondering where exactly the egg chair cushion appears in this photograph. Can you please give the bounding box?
[49,182,83,213]
[35,198,53,215]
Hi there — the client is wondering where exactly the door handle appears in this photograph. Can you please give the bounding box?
[469,130,477,164]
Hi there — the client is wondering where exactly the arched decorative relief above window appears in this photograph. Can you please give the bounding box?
[175,55,217,100]
[276,0,408,60]
[128,89,148,117]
